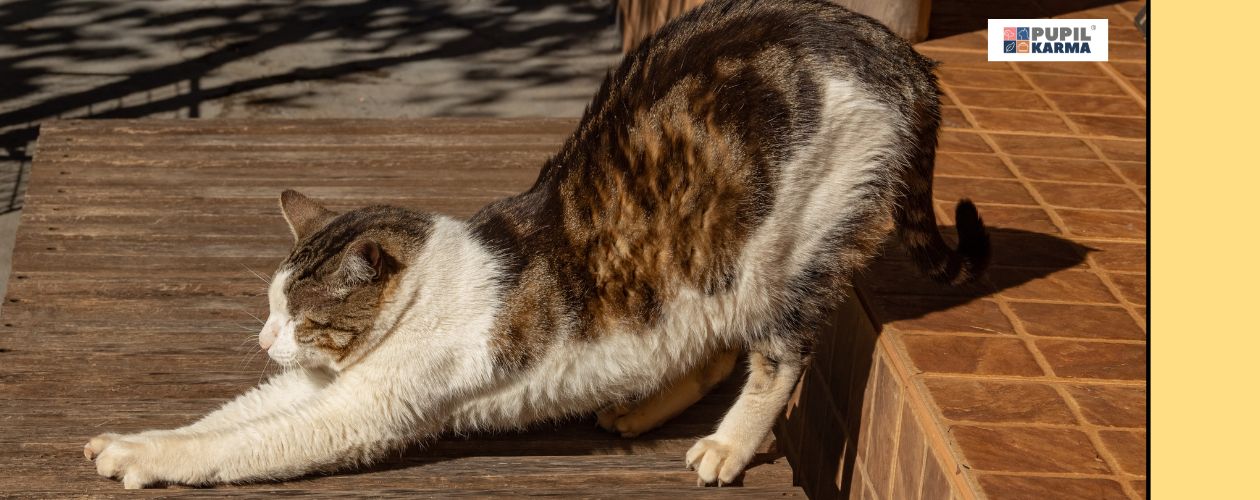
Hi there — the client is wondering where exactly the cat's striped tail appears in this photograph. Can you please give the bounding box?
[901,198,991,285]
[897,159,991,285]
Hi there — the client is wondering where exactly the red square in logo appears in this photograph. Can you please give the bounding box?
[1016,40,1030,53]
[1003,27,1017,40]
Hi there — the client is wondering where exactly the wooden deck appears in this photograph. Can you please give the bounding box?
[1,119,802,497]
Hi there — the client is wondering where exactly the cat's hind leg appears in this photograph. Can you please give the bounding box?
[685,349,803,486]
[597,348,739,437]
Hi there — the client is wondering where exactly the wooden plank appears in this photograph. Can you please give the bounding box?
[0,119,801,495]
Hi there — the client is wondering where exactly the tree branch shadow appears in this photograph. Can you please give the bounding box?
[0,0,618,213]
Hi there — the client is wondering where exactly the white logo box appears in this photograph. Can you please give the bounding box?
[987,18,1110,62]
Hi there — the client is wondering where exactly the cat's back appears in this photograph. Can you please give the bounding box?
[637,0,938,108]
[480,0,939,338]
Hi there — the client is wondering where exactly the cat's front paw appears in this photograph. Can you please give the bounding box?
[86,434,164,489]
[83,432,121,460]
[685,435,754,486]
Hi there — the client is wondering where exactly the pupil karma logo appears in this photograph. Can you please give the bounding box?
[1003,27,1033,53]
[988,19,1109,62]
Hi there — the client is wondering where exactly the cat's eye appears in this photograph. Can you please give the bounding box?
[302,316,332,329]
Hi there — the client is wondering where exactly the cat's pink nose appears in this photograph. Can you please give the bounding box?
[259,317,280,351]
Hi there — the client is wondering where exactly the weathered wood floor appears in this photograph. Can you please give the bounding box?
[1,119,802,497]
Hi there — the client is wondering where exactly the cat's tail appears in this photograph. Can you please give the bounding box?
[895,78,991,285]
[897,166,991,285]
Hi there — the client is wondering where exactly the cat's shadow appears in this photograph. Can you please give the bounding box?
[327,227,1093,490]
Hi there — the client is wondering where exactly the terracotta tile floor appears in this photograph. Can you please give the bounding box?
[857,1,1146,498]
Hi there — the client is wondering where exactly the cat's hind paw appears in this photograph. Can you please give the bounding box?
[685,436,753,487]
[595,403,632,434]
[596,403,659,438]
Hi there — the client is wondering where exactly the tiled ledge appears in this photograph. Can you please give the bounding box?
[774,2,1146,499]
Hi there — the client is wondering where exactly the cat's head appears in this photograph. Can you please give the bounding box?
[259,190,433,368]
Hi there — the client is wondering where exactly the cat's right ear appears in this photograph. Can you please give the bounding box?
[279,190,335,242]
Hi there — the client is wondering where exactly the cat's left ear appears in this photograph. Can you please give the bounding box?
[342,239,385,284]
[279,190,335,242]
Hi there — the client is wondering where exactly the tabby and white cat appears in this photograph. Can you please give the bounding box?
[84,0,988,488]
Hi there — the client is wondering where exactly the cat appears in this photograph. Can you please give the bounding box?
[84,0,988,489]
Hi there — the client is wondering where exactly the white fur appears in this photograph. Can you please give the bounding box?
[86,79,903,489]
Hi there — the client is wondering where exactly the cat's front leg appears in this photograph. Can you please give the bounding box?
[89,373,428,488]
[84,367,329,462]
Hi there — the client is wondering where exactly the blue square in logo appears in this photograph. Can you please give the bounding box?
[1016,27,1030,40]
[1004,41,1017,53]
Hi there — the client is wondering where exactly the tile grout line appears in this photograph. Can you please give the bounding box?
[880,350,908,500]
[938,83,1085,244]
[941,125,1145,143]
[939,80,1144,500]
[896,329,1145,345]
[996,288,1143,499]
[989,68,1148,318]
[938,419,1146,433]
[1112,2,1140,17]
[885,288,1143,303]
[910,408,930,500]
[1051,384,1148,486]
[931,198,1146,214]
[1004,61,1147,205]
[937,397,1154,483]
[876,333,981,500]
[937,172,1138,189]
[858,460,882,500]
[859,343,882,491]
[1094,62,1147,111]
[918,44,1148,56]
[961,470,1145,480]
[1095,3,1149,110]
[946,82,1140,99]
[1002,63,1148,331]
[947,107,1144,120]
[938,148,1143,164]
[915,369,1146,387]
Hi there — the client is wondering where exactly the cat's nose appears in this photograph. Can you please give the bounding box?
[259,316,280,351]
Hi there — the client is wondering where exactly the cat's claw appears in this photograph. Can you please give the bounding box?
[686,436,751,487]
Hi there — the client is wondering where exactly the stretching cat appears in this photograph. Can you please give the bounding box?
[84,0,988,489]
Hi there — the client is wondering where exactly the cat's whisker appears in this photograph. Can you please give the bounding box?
[258,358,273,386]
[238,309,266,326]
[235,349,252,370]
[242,264,272,285]
[236,335,260,349]
[238,343,264,370]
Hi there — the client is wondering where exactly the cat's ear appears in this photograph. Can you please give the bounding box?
[342,239,385,284]
[279,190,335,242]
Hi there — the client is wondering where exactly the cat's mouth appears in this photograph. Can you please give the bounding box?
[260,314,305,366]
